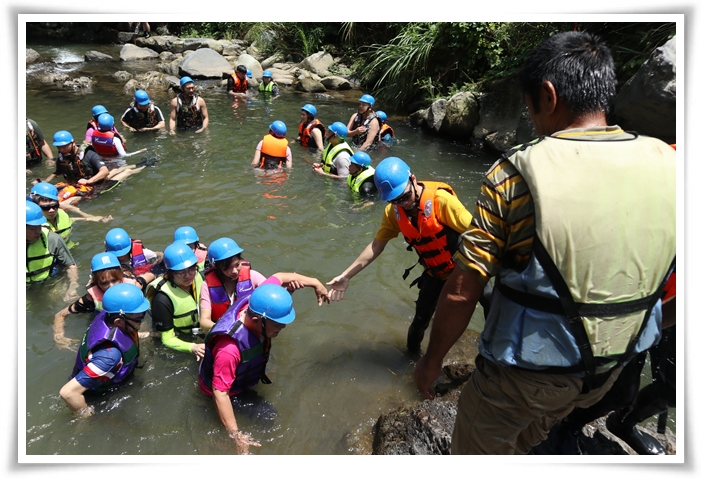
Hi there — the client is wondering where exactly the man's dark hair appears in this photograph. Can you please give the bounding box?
[236,65,247,74]
[518,31,617,115]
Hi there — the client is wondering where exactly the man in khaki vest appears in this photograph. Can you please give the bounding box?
[414,31,676,455]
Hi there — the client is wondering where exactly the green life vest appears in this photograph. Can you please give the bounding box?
[259,81,276,93]
[322,141,354,174]
[43,209,74,249]
[347,166,375,193]
[148,274,203,330]
[26,229,54,283]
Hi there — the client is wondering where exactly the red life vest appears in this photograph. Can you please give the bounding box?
[298,119,326,147]
[91,129,120,158]
[204,264,253,322]
[259,134,289,169]
[394,181,459,279]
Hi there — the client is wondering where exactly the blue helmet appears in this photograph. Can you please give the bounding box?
[349,151,372,168]
[301,104,317,117]
[91,252,121,273]
[327,122,348,139]
[174,226,199,245]
[92,105,108,117]
[164,240,198,271]
[134,89,150,105]
[103,283,151,315]
[374,157,411,201]
[376,111,387,122]
[262,70,272,78]
[97,113,114,131]
[26,200,47,226]
[52,130,73,147]
[180,76,194,87]
[359,94,375,106]
[269,120,287,138]
[248,284,296,325]
[30,182,59,201]
[105,228,132,257]
[208,237,244,263]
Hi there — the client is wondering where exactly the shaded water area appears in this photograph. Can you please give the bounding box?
[23,41,673,457]
[23,42,496,456]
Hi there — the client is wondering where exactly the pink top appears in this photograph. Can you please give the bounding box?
[199,269,268,310]
[85,125,122,144]
[198,275,283,396]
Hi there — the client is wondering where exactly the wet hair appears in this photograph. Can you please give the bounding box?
[236,65,247,74]
[92,267,124,288]
[518,31,617,115]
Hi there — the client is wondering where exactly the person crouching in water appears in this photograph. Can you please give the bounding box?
[59,283,150,418]
[198,278,329,454]
[251,120,292,172]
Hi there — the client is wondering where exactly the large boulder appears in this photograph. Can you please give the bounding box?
[63,76,94,90]
[440,92,480,138]
[300,51,334,76]
[295,77,327,93]
[178,48,232,79]
[119,44,159,61]
[231,53,263,78]
[26,48,41,64]
[261,53,285,70]
[84,50,114,62]
[473,77,528,151]
[425,99,448,132]
[123,71,173,95]
[181,38,224,54]
[320,76,352,91]
[135,35,180,54]
[613,35,676,144]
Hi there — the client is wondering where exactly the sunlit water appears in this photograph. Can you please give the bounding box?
[22,42,673,456]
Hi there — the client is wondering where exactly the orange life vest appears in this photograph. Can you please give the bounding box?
[380,123,395,138]
[394,181,459,279]
[259,134,289,170]
[298,119,326,147]
[230,75,249,93]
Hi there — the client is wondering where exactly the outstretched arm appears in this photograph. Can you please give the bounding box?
[326,238,388,301]
[271,272,329,305]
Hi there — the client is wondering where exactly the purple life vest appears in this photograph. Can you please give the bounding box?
[70,311,140,390]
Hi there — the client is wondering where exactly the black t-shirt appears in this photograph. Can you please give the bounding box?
[54,148,105,181]
[121,105,165,129]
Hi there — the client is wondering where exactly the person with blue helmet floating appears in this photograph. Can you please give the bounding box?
[198,272,329,454]
[375,110,395,145]
[327,156,491,353]
[252,120,292,171]
[26,200,79,301]
[297,104,325,150]
[258,70,280,98]
[120,89,165,132]
[59,282,150,418]
[346,94,381,152]
[169,76,209,134]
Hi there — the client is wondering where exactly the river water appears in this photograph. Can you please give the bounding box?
[23,42,497,456]
[22,41,674,458]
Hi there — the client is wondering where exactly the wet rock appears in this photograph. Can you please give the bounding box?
[63,76,94,90]
[301,51,334,76]
[113,71,133,82]
[296,77,327,93]
[425,99,448,132]
[408,108,428,128]
[178,48,231,79]
[41,73,70,84]
[230,53,263,78]
[261,53,285,70]
[26,48,41,64]
[613,35,676,144]
[320,76,352,91]
[441,92,480,138]
[119,44,159,61]
[473,77,526,152]
[84,50,114,62]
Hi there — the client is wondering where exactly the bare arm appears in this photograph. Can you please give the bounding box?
[195,99,209,133]
[40,140,54,160]
[252,149,262,167]
[200,307,215,333]
[64,264,79,302]
[311,128,324,150]
[326,238,388,301]
[213,389,260,454]
[271,272,329,305]
[346,114,359,137]
[359,118,380,151]
[78,165,109,186]
[169,99,177,134]
[414,267,483,399]
[59,378,93,417]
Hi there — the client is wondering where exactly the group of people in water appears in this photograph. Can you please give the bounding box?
[26,36,677,457]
